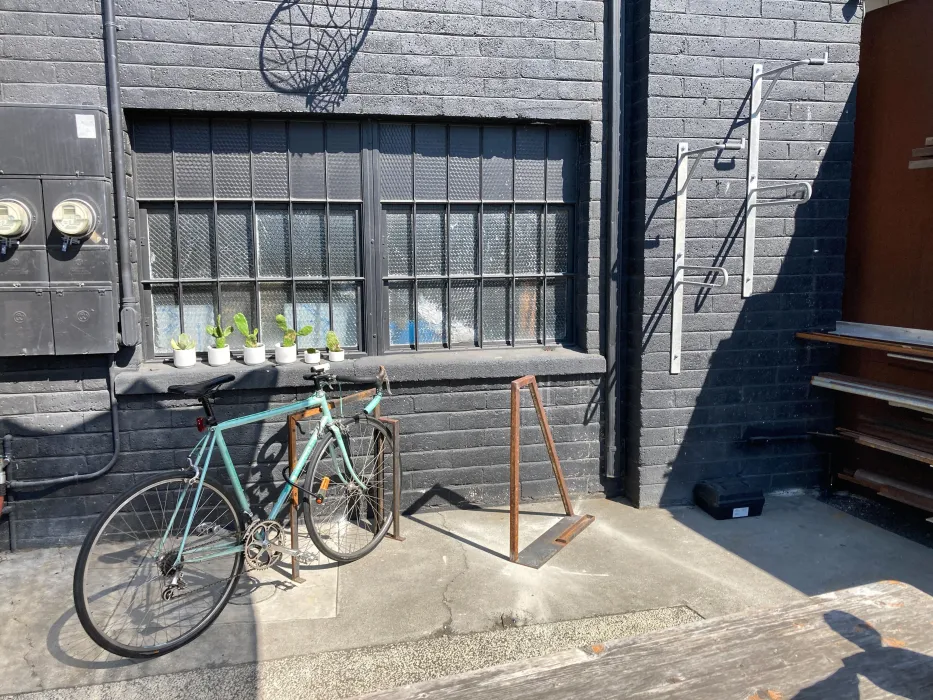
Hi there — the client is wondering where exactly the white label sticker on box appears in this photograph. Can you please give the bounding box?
[75,114,97,139]
[732,507,750,518]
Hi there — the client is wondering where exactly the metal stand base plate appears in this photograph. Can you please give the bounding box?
[515,514,595,569]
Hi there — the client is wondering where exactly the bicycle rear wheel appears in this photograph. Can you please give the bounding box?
[73,473,244,658]
[302,414,395,562]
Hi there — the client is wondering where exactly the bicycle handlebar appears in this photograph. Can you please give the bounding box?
[302,365,391,394]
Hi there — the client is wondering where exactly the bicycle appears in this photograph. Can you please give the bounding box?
[72,366,396,658]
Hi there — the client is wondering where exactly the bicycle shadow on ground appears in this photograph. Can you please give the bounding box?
[46,605,141,671]
[404,484,568,562]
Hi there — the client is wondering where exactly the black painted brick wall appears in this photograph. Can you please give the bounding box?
[623,0,860,506]
[0,0,608,548]
[1,373,602,548]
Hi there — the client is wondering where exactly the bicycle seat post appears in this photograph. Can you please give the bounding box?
[199,396,218,426]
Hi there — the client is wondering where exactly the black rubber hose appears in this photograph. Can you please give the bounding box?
[8,356,120,490]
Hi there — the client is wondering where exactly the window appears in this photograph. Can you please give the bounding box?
[377,123,576,351]
[134,118,363,355]
[132,117,579,358]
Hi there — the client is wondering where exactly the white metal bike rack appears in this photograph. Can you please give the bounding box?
[671,139,744,374]
[743,52,828,298]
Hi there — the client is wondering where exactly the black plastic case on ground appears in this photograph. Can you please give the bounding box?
[694,478,765,520]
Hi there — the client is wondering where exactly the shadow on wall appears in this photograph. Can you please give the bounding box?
[636,64,863,593]
[260,0,377,111]
[640,84,856,508]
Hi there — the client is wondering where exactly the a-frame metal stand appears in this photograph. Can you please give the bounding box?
[510,375,595,568]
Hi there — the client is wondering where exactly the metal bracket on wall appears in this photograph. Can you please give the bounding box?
[671,140,744,375]
[743,52,828,298]
[909,137,933,170]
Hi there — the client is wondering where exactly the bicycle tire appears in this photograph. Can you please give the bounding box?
[73,472,244,658]
[302,414,395,563]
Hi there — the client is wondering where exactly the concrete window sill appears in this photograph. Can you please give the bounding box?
[114,347,607,396]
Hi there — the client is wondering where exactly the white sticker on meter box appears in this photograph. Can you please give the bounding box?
[76,114,97,139]
[732,507,749,518]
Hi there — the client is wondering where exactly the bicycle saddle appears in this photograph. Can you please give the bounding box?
[167,374,235,399]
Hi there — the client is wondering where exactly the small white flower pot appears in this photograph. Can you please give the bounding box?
[208,345,231,367]
[242,344,266,366]
[329,349,345,362]
[173,347,196,369]
[275,343,297,364]
[304,350,321,364]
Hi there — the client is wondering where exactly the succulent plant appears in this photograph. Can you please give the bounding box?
[206,315,234,349]
[325,330,342,353]
[275,314,312,348]
[233,313,261,348]
[170,333,196,351]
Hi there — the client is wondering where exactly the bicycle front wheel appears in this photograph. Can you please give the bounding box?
[73,473,244,658]
[302,414,396,562]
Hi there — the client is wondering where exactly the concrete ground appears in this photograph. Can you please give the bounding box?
[3,494,933,698]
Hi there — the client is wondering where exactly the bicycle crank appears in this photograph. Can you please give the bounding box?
[243,520,320,569]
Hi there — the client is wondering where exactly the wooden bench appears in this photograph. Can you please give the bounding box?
[364,581,933,699]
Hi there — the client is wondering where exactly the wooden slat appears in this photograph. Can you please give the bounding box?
[364,582,933,699]
[837,472,933,512]
[811,373,933,414]
[836,427,933,464]
[796,331,933,360]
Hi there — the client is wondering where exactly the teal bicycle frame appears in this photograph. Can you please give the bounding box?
[164,388,384,567]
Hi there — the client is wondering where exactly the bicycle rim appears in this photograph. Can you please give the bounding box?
[303,414,395,562]
[74,475,243,657]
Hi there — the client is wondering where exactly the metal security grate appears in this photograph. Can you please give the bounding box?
[378,123,577,351]
[134,117,363,356]
[133,117,579,358]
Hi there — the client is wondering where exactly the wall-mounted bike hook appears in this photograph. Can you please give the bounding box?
[743,52,828,298]
[670,140,745,375]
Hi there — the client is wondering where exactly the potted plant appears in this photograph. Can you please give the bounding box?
[326,330,344,362]
[304,345,321,364]
[233,312,265,365]
[206,315,233,367]
[274,315,312,365]
[170,333,197,368]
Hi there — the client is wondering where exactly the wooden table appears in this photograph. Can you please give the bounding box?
[364,581,933,699]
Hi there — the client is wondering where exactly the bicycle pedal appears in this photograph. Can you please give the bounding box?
[295,551,318,566]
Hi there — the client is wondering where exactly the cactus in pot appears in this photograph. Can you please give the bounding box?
[171,333,197,368]
[326,330,344,361]
[234,312,265,365]
[274,314,312,364]
[206,315,233,366]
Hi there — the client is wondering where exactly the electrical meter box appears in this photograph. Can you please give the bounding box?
[0,104,117,356]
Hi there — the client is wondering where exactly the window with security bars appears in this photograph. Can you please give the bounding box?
[133,118,363,356]
[132,117,580,358]
[379,123,577,350]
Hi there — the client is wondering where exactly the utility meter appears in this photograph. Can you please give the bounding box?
[51,198,97,251]
[0,199,32,254]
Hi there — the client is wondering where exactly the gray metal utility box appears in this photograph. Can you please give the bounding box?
[0,105,117,356]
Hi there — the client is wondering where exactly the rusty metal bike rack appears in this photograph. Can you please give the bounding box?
[285,389,402,582]
[510,375,594,568]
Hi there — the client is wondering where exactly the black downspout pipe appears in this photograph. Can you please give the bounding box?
[102,0,140,348]
[605,0,625,481]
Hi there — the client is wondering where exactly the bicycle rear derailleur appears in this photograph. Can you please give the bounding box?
[243,519,317,570]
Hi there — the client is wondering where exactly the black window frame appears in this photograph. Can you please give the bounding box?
[372,122,578,354]
[131,115,581,360]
